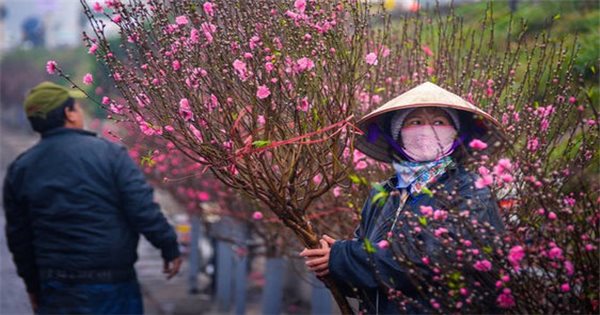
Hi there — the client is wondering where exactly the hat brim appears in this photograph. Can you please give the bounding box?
[67,89,87,99]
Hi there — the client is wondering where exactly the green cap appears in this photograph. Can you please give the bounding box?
[24,81,86,118]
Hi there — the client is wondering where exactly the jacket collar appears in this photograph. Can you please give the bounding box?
[41,127,97,139]
[383,162,462,192]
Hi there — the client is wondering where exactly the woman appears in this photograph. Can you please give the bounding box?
[301,82,505,314]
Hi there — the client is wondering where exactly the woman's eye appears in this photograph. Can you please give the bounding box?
[409,120,422,125]
[433,120,447,125]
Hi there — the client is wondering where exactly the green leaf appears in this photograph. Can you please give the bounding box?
[420,186,433,197]
[483,246,493,254]
[140,150,155,167]
[349,174,361,184]
[533,101,540,109]
[364,238,376,254]
[371,182,385,192]
[374,87,386,93]
[252,140,271,148]
[591,65,597,74]
[450,271,462,281]
[553,14,560,20]
[418,216,428,226]
[373,191,389,207]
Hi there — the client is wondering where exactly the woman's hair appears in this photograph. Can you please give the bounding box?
[28,97,75,133]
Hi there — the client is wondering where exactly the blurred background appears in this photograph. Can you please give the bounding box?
[0,0,598,314]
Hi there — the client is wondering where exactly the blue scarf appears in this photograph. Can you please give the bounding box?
[392,156,454,194]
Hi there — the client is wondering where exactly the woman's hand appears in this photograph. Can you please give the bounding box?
[299,235,337,277]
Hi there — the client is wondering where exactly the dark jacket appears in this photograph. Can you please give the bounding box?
[329,165,504,314]
[3,128,180,293]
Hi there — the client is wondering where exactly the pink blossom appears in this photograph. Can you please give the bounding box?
[233,59,248,81]
[112,14,122,23]
[355,161,368,170]
[175,15,189,25]
[109,103,123,114]
[252,211,263,220]
[527,137,539,152]
[474,259,492,272]
[296,57,315,72]
[136,93,150,108]
[188,124,203,142]
[249,35,260,50]
[172,60,181,71]
[433,210,448,221]
[92,2,103,12]
[313,174,322,185]
[165,125,175,132]
[548,212,557,220]
[497,158,512,171]
[179,98,194,121]
[381,46,390,57]
[332,186,342,197]
[256,85,271,99]
[257,115,266,126]
[548,246,563,260]
[365,52,378,65]
[353,150,366,163]
[568,96,577,104]
[469,139,488,150]
[475,175,493,189]
[294,0,306,12]
[102,96,111,105]
[265,62,274,73]
[197,191,210,201]
[201,22,216,43]
[189,28,200,44]
[377,240,389,249]
[420,205,433,217]
[203,2,214,16]
[243,52,253,59]
[297,97,310,112]
[497,291,515,308]
[422,45,433,56]
[434,227,448,237]
[478,166,490,176]
[561,283,570,292]
[500,174,514,183]
[508,245,525,270]
[83,73,93,85]
[113,72,121,81]
[564,260,574,276]
[421,257,430,265]
[88,44,98,54]
[46,60,57,74]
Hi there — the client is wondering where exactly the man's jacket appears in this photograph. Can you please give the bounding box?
[3,128,180,293]
[329,165,504,314]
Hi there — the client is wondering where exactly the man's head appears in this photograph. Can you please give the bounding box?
[24,81,86,133]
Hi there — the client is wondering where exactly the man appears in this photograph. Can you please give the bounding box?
[3,81,182,314]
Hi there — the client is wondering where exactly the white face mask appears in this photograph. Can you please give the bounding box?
[400,125,457,162]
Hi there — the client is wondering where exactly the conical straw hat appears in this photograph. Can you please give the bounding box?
[355,81,504,163]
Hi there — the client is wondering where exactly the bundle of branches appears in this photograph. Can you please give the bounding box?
[70,0,391,311]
